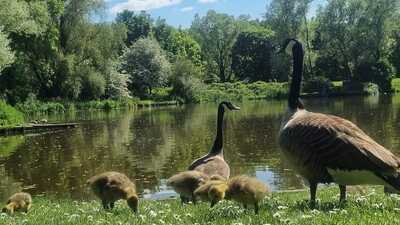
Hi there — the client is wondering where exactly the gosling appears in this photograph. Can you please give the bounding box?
[2,192,32,214]
[167,170,209,204]
[225,176,269,214]
[193,180,228,207]
[87,171,138,213]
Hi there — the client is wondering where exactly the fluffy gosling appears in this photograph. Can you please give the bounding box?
[194,180,228,207]
[225,176,269,214]
[2,192,32,214]
[87,171,138,213]
[167,170,209,204]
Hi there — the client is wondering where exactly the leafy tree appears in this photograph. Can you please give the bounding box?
[231,31,274,82]
[121,37,170,97]
[265,0,312,81]
[164,30,203,67]
[315,0,398,91]
[190,10,239,82]
[105,64,130,99]
[116,10,152,46]
[170,58,202,102]
[0,28,14,73]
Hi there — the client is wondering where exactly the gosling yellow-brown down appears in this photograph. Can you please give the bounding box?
[167,170,209,204]
[225,176,269,214]
[87,171,138,213]
[193,179,228,206]
[2,192,32,214]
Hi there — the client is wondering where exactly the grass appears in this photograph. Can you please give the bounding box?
[2,186,400,225]
[0,101,24,128]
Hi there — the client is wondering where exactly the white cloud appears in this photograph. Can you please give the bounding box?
[111,0,182,13]
[197,0,218,3]
[180,6,194,12]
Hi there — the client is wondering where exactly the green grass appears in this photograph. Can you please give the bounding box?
[2,187,400,225]
[0,101,24,128]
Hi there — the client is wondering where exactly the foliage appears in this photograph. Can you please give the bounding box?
[80,69,106,100]
[231,31,274,81]
[303,76,333,94]
[196,81,288,102]
[0,28,13,72]
[0,100,24,127]
[190,10,239,82]
[105,64,130,99]
[116,10,152,46]
[170,58,203,102]
[120,37,171,97]
[390,33,400,76]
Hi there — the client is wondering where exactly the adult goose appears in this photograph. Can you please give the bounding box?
[278,39,400,207]
[188,101,240,179]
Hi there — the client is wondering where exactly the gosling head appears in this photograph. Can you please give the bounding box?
[127,195,139,213]
[2,205,14,214]
[208,183,228,207]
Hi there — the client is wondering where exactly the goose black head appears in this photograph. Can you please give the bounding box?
[220,101,240,111]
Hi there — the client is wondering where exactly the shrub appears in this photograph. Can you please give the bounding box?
[302,76,333,95]
[170,59,203,102]
[80,70,106,100]
[0,100,24,127]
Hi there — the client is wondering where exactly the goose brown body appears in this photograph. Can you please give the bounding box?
[87,171,138,213]
[188,102,240,180]
[278,39,400,206]
[2,192,32,214]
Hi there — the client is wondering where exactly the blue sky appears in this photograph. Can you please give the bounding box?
[104,0,326,28]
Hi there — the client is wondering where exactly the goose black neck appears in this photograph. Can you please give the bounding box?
[210,103,225,155]
[288,41,304,110]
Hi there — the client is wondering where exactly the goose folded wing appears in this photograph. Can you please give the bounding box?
[286,113,400,173]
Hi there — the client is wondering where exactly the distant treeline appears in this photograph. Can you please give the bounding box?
[0,0,399,104]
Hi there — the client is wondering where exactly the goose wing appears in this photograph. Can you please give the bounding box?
[281,111,400,173]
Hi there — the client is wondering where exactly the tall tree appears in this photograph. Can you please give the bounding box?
[120,37,170,97]
[190,10,239,82]
[116,10,152,46]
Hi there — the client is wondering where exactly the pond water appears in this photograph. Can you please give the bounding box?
[1,96,400,201]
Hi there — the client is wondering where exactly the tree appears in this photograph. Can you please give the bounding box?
[265,0,312,81]
[116,10,152,46]
[121,37,170,97]
[164,30,203,67]
[170,58,202,102]
[231,31,274,82]
[315,0,398,92]
[0,28,14,73]
[190,10,239,82]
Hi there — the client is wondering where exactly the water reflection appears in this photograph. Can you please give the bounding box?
[1,96,400,200]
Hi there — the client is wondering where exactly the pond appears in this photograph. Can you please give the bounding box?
[1,96,400,201]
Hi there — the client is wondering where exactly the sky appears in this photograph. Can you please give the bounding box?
[103,0,326,28]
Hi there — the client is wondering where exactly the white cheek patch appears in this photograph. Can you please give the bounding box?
[327,169,387,185]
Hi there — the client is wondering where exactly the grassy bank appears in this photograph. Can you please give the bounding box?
[2,186,400,225]
[0,101,24,128]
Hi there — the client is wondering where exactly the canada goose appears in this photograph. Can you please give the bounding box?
[225,176,269,214]
[87,171,138,213]
[278,39,400,207]
[167,170,209,204]
[188,101,240,179]
[2,192,32,214]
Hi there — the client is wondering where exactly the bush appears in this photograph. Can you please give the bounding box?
[302,76,333,95]
[16,94,65,115]
[0,100,24,127]
[80,70,106,100]
[170,59,203,102]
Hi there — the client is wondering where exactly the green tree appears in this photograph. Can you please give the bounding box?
[121,37,170,97]
[190,10,239,82]
[231,31,274,82]
[170,58,202,102]
[116,10,152,46]
[0,28,14,73]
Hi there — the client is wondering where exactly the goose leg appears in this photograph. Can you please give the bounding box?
[180,196,187,205]
[309,182,318,208]
[339,185,346,203]
[110,202,115,209]
[254,203,259,214]
[102,199,109,210]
